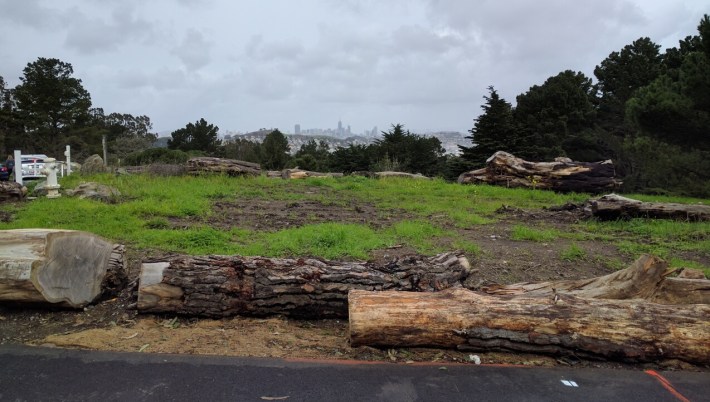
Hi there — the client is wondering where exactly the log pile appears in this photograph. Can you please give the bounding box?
[137,252,471,318]
[586,194,710,221]
[458,151,621,193]
[187,157,261,176]
[0,229,125,308]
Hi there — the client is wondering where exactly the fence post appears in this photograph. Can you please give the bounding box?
[13,150,22,186]
[65,145,72,175]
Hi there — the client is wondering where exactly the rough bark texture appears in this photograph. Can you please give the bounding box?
[348,288,710,364]
[0,181,27,201]
[0,229,125,308]
[458,151,621,193]
[138,252,472,318]
[281,168,344,179]
[482,254,709,305]
[187,157,261,176]
[587,194,710,221]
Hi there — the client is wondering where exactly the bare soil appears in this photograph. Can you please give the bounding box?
[0,184,705,371]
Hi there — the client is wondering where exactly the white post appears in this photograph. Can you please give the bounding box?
[64,145,72,175]
[13,150,21,186]
[41,158,61,198]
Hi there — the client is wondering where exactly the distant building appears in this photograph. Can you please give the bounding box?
[294,124,301,135]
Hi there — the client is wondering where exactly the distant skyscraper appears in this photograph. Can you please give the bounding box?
[373,126,378,137]
[295,124,301,135]
[347,125,351,135]
[337,120,343,137]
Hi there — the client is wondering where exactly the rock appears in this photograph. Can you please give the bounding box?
[32,180,48,197]
[65,182,121,203]
[0,181,27,201]
[81,155,108,175]
[678,268,707,279]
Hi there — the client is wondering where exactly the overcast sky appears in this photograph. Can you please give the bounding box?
[0,0,706,135]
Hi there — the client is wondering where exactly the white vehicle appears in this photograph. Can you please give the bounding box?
[20,154,49,179]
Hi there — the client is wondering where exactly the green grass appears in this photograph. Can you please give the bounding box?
[511,225,561,242]
[560,243,587,262]
[2,174,708,263]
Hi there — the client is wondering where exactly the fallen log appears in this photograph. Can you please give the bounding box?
[458,151,621,193]
[587,194,710,221]
[375,171,431,180]
[482,254,709,305]
[138,252,471,318]
[0,229,125,308]
[348,288,710,364]
[281,168,344,179]
[187,157,261,176]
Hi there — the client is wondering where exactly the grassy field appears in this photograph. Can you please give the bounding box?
[2,173,709,276]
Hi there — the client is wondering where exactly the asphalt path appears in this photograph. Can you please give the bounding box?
[0,345,707,401]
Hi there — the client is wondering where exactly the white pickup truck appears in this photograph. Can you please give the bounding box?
[20,154,49,179]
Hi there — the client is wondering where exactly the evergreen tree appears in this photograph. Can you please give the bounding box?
[459,86,517,168]
[261,129,290,169]
[168,118,221,153]
[514,70,598,160]
[12,58,92,155]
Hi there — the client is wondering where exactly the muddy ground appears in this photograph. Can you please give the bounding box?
[0,185,706,371]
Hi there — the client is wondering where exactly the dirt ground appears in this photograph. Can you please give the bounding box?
[0,185,706,371]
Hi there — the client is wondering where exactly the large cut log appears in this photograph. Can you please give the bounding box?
[348,288,710,364]
[0,229,126,308]
[458,151,621,193]
[482,254,709,305]
[187,157,261,176]
[138,252,471,318]
[587,194,710,221]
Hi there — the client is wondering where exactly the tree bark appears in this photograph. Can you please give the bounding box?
[0,229,125,308]
[587,194,710,221]
[137,252,472,318]
[458,151,621,193]
[187,157,261,176]
[348,288,710,364]
[482,254,709,305]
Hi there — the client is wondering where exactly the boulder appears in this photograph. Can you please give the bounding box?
[81,155,108,175]
[65,182,121,203]
[32,180,48,197]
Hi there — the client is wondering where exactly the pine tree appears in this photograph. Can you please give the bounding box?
[459,86,517,167]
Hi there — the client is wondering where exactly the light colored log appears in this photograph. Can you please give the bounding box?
[458,151,621,192]
[0,229,125,308]
[482,254,709,305]
[588,194,710,221]
[348,288,710,364]
[187,157,261,176]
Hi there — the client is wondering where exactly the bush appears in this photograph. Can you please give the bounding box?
[123,148,192,166]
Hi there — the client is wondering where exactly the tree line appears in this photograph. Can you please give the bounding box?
[1,15,708,196]
[457,15,710,196]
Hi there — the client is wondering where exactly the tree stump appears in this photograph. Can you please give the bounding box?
[0,229,125,308]
[137,252,472,318]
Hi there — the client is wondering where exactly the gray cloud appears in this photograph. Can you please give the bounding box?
[171,29,212,71]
